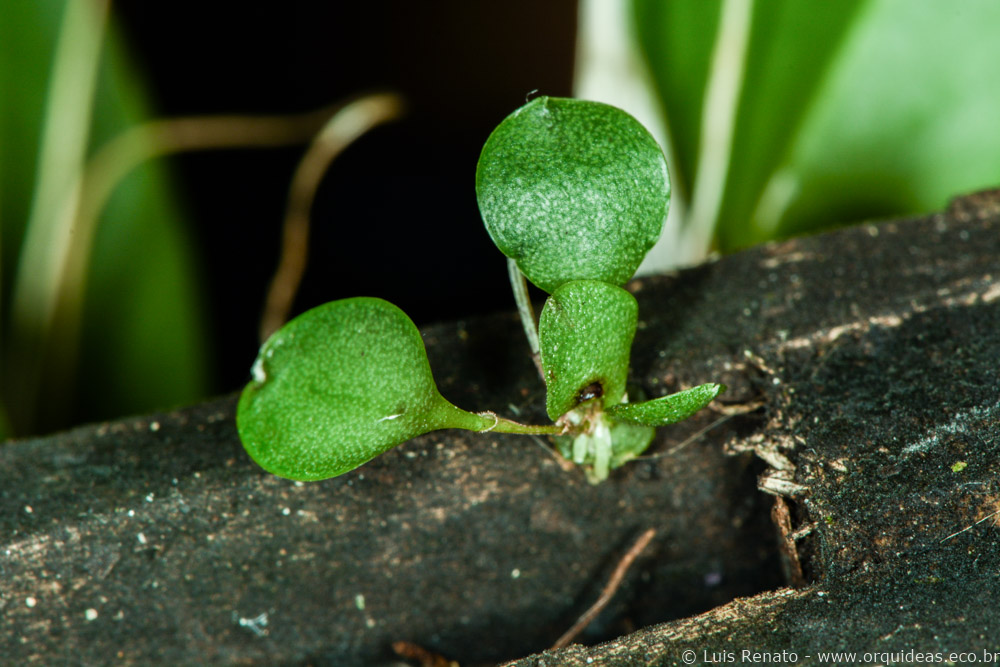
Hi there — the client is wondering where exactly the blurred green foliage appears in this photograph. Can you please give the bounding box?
[633,0,1000,252]
[0,0,208,437]
[4,0,998,439]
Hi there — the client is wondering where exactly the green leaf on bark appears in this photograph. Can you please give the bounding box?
[538,280,638,421]
[476,96,670,293]
[607,383,725,427]
[236,298,491,481]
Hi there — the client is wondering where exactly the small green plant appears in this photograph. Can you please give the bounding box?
[236,96,724,483]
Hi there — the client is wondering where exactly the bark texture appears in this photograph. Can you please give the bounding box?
[2,190,999,666]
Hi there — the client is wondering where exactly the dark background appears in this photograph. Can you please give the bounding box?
[114,2,579,394]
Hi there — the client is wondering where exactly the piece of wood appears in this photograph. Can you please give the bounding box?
[3,190,999,666]
[506,191,1000,665]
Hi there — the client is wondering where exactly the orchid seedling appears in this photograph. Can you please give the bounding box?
[236,96,724,483]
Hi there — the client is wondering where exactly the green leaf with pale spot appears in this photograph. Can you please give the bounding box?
[539,280,638,421]
[608,419,657,466]
[607,383,725,427]
[236,298,491,481]
[476,96,670,293]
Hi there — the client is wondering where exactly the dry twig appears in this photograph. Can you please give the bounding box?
[551,527,656,649]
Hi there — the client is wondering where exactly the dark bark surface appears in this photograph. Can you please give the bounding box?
[2,190,999,666]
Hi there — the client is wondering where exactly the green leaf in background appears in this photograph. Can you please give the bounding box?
[538,280,638,421]
[632,0,1000,256]
[0,0,208,435]
[476,96,669,293]
[715,0,865,249]
[607,383,724,427]
[768,0,1000,241]
[237,298,493,481]
[77,161,207,426]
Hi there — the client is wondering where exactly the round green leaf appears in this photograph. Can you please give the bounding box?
[476,96,670,293]
[237,298,490,481]
[539,280,638,421]
[607,383,725,427]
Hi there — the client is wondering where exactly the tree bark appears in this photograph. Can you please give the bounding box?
[3,190,999,666]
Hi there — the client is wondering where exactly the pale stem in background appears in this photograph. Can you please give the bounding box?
[681,0,753,262]
[7,0,110,432]
[259,93,405,341]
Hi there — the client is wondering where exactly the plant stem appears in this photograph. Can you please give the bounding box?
[493,420,562,435]
[477,411,561,436]
[506,258,544,378]
[682,0,753,260]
